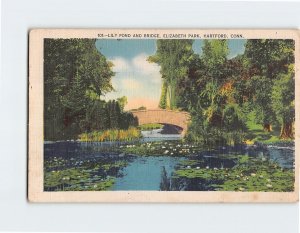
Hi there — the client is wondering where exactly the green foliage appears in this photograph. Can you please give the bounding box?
[139,123,163,131]
[243,39,295,133]
[44,39,115,140]
[137,106,146,110]
[131,106,147,111]
[246,76,276,127]
[45,38,295,145]
[179,39,295,145]
[180,40,247,146]
[159,80,168,108]
[117,96,128,111]
[80,99,138,134]
[244,39,294,78]
[202,40,229,81]
[149,40,194,109]
[222,104,246,131]
[44,39,139,140]
[271,67,295,138]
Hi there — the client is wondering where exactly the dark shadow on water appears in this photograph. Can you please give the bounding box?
[160,124,183,134]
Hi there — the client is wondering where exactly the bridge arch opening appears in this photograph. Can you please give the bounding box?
[158,123,183,135]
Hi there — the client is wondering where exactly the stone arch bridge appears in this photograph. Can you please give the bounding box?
[130,109,191,135]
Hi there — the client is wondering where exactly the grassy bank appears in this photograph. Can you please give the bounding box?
[244,112,293,145]
[79,127,141,142]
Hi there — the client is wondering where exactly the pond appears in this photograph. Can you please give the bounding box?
[44,130,295,192]
[112,156,184,190]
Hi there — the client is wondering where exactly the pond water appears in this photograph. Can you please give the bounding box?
[44,130,295,191]
[112,156,184,190]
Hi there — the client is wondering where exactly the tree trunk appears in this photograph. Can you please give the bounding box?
[280,121,294,139]
[263,123,272,132]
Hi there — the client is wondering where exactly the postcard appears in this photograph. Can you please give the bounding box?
[28,29,299,202]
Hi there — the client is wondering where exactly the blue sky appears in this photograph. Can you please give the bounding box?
[95,39,246,110]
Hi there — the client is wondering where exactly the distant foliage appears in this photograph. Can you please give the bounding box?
[139,123,163,131]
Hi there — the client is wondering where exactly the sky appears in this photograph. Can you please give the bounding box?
[95,39,246,110]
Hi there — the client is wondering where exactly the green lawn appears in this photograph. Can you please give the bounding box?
[245,112,292,144]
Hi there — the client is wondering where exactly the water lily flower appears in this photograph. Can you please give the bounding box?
[206,166,209,169]
[214,167,218,170]
[259,175,264,178]
[251,173,256,177]
[196,167,200,169]
[170,152,174,155]
[239,187,245,191]
[187,166,191,169]
[163,150,169,154]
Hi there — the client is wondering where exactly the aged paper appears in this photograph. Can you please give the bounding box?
[28,29,299,202]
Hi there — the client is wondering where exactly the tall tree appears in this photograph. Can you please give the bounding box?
[271,66,295,138]
[201,40,229,83]
[44,39,114,140]
[148,39,194,109]
[244,39,295,132]
[159,79,168,108]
